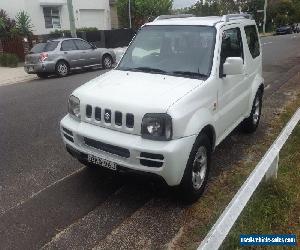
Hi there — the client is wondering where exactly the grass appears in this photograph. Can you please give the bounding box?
[172,93,300,250]
[220,99,300,250]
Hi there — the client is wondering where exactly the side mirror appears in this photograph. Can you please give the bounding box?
[223,57,244,76]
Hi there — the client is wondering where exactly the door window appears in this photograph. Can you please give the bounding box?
[220,28,243,65]
[61,40,77,51]
[244,25,260,58]
[74,40,93,50]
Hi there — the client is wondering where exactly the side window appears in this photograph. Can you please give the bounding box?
[74,40,92,50]
[244,25,260,58]
[220,28,243,65]
[61,40,77,51]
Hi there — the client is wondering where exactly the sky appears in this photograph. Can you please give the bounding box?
[173,0,198,9]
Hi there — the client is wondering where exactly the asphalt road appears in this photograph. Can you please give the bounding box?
[0,33,300,249]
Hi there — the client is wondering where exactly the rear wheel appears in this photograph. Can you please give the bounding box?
[241,90,262,133]
[55,61,69,77]
[179,134,211,203]
[102,55,113,69]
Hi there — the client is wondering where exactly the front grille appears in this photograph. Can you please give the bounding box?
[115,111,122,126]
[95,107,101,121]
[85,105,135,129]
[84,137,130,158]
[104,109,111,123]
[86,105,92,118]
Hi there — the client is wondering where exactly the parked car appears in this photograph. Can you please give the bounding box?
[24,38,116,78]
[276,25,293,35]
[292,23,300,33]
[60,14,264,202]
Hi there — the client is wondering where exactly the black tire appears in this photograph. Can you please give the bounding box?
[102,55,113,69]
[179,134,211,203]
[55,60,69,77]
[241,90,263,133]
[36,73,48,78]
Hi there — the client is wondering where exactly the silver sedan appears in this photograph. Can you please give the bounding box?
[24,38,116,78]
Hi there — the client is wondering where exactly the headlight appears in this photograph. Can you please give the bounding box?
[141,113,172,141]
[68,95,80,119]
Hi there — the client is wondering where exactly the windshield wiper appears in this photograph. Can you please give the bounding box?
[130,67,167,74]
[171,71,208,79]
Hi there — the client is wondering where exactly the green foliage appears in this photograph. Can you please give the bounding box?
[117,0,173,28]
[15,11,33,37]
[184,0,300,32]
[0,9,16,38]
[0,53,19,67]
[76,27,98,32]
[50,27,98,35]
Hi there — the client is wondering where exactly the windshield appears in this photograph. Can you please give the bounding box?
[118,25,216,78]
[30,41,59,54]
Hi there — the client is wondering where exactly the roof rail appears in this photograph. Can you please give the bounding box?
[154,14,195,21]
[222,13,252,22]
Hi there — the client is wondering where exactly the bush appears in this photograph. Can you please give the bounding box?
[50,27,98,35]
[0,53,19,67]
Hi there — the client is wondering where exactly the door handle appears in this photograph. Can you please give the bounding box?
[64,52,68,54]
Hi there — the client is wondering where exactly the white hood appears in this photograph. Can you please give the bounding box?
[74,70,202,113]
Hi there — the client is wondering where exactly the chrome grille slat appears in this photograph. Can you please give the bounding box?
[85,105,134,129]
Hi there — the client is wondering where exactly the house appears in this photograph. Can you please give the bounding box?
[0,0,112,35]
[109,0,119,29]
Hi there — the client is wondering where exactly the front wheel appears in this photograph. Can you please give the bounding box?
[179,134,211,203]
[102,55,113,69]
[241,90,262,133]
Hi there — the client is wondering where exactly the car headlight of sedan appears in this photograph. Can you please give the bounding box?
[141,113,172,141]
[68,95,80,119]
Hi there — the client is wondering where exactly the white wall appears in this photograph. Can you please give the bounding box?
[0,0,111,35]
[0,0,26,20]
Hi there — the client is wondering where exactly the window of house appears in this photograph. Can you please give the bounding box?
[244,25,260,59]
[43,7,61,29]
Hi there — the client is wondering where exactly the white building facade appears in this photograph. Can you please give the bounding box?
[0,0,112,35]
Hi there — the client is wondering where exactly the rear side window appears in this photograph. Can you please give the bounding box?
[244,25,260,58]
[220,28,243,65]
[44,41,59,52]
[61,40,77,51]
[74,39,92,50]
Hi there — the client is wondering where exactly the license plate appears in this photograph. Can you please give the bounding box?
[28,66,34,72]
[87,154,117,171]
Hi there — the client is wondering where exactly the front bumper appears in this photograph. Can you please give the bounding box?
[60,114,196,186]
[24,61,56,74]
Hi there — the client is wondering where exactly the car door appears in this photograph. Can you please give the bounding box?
[60,39,81,69]
[73,39,99,67]
[216,26,250,135]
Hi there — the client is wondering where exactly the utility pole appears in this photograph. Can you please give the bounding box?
[263,0,267,34]
[67,0,77,38]
[128,0,132,29]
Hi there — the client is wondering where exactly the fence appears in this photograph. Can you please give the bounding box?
[38,29,135,48]
[198,107,300,250]
[0,37,26,61]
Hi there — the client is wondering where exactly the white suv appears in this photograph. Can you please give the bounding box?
[60,14,264,202]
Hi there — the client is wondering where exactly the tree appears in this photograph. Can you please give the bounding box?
[117,0,173,29]
[15,11,33,37]
[0,9,16,38]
